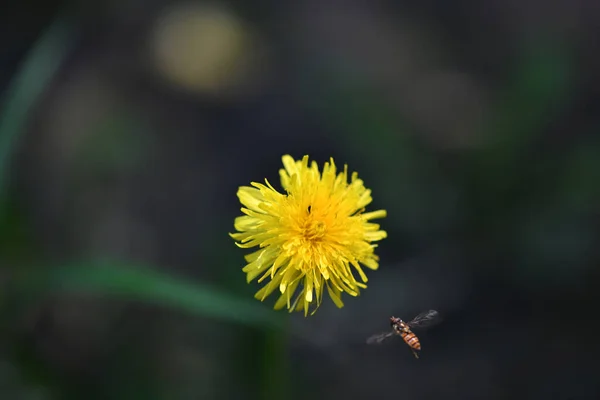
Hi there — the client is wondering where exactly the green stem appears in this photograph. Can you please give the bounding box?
[261,325,289,400]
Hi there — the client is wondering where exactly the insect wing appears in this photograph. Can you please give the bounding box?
[407,309,441,329]
[366,331,395,345]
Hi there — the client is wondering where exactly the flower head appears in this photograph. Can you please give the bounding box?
[230,155,387,316]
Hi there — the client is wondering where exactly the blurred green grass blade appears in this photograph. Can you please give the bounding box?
[468,39,572,212]
[30,261,284,329]
[557,135,600,212]
[0,16,73,200]
[481,40,571,166]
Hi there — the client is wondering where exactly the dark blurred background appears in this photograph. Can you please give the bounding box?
[1,0,600,399]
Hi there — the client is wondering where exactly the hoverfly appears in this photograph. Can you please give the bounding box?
[366,310,441,359]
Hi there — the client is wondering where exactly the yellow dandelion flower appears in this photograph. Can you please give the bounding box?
[230,155,387,316]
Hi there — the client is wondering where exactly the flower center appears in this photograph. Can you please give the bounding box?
[302,219,327,241]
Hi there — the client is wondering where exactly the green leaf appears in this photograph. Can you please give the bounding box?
[476,39,571,179]
[491,41,570,154]
[23,261,285,330]
[465,39,572,226]
[557,136,600,212]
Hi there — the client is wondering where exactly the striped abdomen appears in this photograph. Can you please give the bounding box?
[401,331,421,350]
